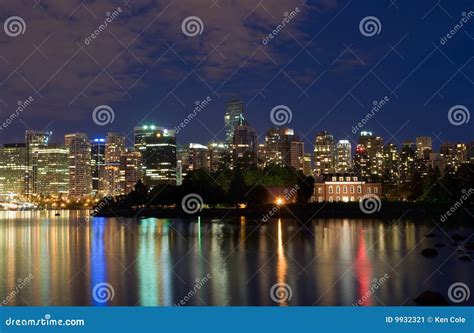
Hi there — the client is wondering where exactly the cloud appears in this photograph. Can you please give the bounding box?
[0,0,337,129]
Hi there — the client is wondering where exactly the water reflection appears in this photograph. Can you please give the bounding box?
[0,211,472,306]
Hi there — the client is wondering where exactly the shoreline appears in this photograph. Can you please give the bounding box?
[93,202,473,223]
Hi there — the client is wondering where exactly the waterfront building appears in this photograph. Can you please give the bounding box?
[35,145,69,196]
[65,133,92,197]
[134,125,177,187]
[0,143,27,195]
[313,174,382,203]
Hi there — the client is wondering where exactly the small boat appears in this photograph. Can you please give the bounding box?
[55,212,60,216]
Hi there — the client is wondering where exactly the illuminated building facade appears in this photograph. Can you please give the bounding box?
[0,143,27,195]
[65,133,92,197]
[313,131,335,175]
[134,125,177,187]
[314,175,382,203]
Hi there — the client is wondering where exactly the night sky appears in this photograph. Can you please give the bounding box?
[0,0,472,150]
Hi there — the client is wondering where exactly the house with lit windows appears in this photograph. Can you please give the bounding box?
[313,174,382,203]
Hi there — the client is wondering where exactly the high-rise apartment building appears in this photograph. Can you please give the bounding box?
[313,131,335,176]
[0,143,27,195]
[290,140,305,172]
[416,137,432,159]
[134,125,177,187]
[335,140,352,173]
[65,133,92,197]
[399,141,416,182]
[382,143,399,183]
[35,145,69,196]
[119,149,142,194]
[104,132,125,195]
[353,131,383,178]
[208,141,228,171]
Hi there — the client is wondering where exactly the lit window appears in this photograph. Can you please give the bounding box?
[357,186,362,193]
[350,186,354,193]
[374,187,378,194]
[336,186,340,194]
[329,197,333,202]
[336,196,340,202]
[339,177,343,181]
[367,187,371,193]
[329,186,333,194]
[343,186,347,193]
[332,176,336,181]
[318,188,322,194]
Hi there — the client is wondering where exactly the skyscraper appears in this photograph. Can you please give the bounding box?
[383,143,399,183]
[104,132,125,195]
[65,133,92,197]
[399,140,416,182]
[119,149,142,194]
[25,130,52,196]
[232,120,258,166]
[354,131,383,178]
[224,99,244,147]
[91,138,106,196]
[263,127,283,166]
[313,131,335,175]
[416,137,432,159]
[35,145,69,196]
[0,143,27,195]
[208,141,228,171]
[134,125,177,187]
[290,140,305,172]
[335,140,352,173]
